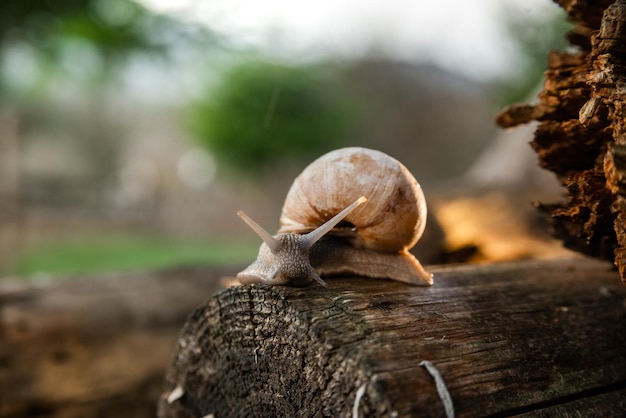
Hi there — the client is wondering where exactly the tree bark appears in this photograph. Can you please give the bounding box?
[496,0,626,283]
[158,257,626,417]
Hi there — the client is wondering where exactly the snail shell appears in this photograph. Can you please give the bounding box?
[279,147,427,252]
[237,147,433,287]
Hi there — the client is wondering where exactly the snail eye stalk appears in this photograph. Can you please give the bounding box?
[237,211,280,253]
[301,197,367,250]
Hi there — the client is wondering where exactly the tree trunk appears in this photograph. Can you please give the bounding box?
[158,257,626,417]
[496,0,626,283]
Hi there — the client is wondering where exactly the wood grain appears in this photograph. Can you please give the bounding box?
[159,257,626,417]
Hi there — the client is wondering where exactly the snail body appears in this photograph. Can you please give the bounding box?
[237,147,433,287]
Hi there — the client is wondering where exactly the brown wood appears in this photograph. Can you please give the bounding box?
[496,0,626,283]
[0,266,232,418]
[158,257,626,418]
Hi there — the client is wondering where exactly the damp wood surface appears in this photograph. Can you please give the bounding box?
[159,257,626,418]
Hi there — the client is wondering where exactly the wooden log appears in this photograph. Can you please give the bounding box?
[0,266,231,418]
[158,257,626,417]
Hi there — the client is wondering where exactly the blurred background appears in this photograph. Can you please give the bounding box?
[0,0,574,281]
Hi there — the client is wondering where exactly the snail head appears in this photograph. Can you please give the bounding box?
[236,196,367,287]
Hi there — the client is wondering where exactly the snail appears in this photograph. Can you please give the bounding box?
[237,147,433,287]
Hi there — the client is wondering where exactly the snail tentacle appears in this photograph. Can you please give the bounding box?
[237,198,366,287]
[237,211,279,252]
[301,196,366,249]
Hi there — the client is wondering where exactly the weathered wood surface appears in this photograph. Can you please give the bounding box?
[0,266,232,418]
[159,257,626,418]
[496,0,626,283]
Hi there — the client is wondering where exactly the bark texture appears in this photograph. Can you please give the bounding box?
[496,0,626,283]
[159,257,626,417]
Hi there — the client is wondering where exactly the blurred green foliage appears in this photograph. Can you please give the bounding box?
[1,0,158,54]
[12,234,259,279]
[188,60,357,173]
[0,0,213,96]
